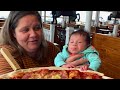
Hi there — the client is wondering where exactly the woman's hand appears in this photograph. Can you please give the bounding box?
[78,64,90,71]
[65,54,84,63]
[61,63,75,68]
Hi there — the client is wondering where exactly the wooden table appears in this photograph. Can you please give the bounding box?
[97,29,113,34]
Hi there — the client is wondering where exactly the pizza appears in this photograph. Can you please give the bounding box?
[0,67,112,79]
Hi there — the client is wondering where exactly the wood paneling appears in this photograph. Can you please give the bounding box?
[92,33,120,79]
[0,22,4,27]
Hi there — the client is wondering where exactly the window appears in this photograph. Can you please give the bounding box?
[0,11,10,18]
[76,11,112,23]
[41,11,53,23]
[99,11,112,22]
[41,11,113,24]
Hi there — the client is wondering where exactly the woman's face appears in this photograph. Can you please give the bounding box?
[14,15,42,53]
[68,34,87,54]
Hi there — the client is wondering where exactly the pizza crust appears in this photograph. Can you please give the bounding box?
[0,67,112,79]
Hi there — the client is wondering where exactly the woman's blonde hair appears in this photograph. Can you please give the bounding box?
[0,11,47,59]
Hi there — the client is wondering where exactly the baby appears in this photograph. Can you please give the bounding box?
[54,29,101,71]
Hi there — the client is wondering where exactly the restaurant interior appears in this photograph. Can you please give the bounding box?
[0,11,120,79]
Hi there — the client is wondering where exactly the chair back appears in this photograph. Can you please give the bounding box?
[43,23,55,43]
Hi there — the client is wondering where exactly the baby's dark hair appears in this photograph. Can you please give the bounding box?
[69,29,91,45]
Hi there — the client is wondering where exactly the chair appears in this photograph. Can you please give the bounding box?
[43,23,55,43]
[65,26,74,45]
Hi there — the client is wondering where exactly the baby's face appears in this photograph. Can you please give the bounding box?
[68,34,87,54]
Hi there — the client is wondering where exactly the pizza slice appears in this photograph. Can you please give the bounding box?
[21,69,50,79]
[43,70,69,79]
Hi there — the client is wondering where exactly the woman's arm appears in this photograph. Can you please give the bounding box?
[0,53,13,75]
[65,54,84,63]
[0,45,16,75]
[69,58,88,66]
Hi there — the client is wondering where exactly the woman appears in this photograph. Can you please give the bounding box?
[0,11,60,75]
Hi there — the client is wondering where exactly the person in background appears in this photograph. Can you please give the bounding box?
[0,11,60,75]
[54,29,101,71]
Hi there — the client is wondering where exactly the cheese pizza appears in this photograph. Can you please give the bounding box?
[0,67,112,79]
